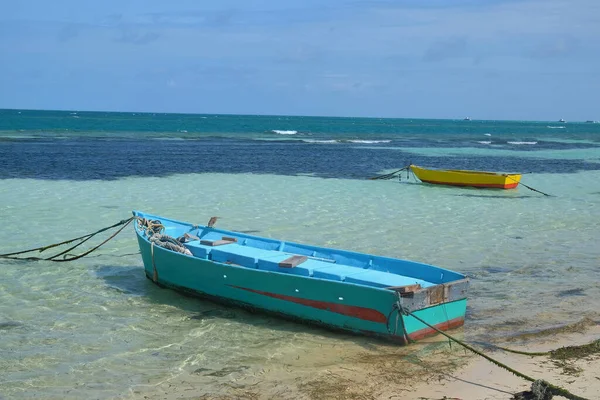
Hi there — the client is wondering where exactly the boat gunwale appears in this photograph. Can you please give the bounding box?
[132,211,468,288]
[410,164,521,177]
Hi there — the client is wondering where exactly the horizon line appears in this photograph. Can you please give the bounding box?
[0,107,588,124]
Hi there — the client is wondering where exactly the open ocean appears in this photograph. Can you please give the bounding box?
[1,109,600,399]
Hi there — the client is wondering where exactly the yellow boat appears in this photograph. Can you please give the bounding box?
[410,165,522,189]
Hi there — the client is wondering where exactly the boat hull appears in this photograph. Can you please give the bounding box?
[410,165,521,189]
[135,231,467,344]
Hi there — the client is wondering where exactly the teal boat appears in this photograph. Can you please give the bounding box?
[133,211,469,344]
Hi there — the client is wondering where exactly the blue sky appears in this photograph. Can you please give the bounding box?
[1,0,598,120]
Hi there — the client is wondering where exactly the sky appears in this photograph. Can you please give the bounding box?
[0,0,599,120]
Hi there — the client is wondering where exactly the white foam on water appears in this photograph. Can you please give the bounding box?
[150,137,186,141]
[346,139,391,144]
[271,130,298,135]
[547,126,566,129]
[1,171,600,398]
[484,133,492,136]
[507,141,537,145]
[302,139,339,143]
[477,141,492,144]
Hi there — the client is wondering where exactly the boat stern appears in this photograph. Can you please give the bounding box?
[391,278,470,341]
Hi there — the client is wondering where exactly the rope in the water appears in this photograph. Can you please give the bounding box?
[505,175,552,197]
[370,165,553,197]
[369,166,410,180]
[0,217,135,262]
[400,308,589,400]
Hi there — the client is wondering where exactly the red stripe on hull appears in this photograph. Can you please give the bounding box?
[229,285,387,323]
[407,317,465,341]
[421,179,517,189]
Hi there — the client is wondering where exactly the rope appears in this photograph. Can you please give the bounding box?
[506,175,552,197]
[50,219,134,262]
[399,308,589,400]
[493,346,550,357]
[495,339,600,358]
[0,217,135,262]
[369,166,409,180]
[149,233,192,256]
[136,217,164,236]
[151,242,158,283]
[0,218,134,258]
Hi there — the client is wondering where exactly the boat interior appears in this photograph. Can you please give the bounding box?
[136,213,465,291]
[412,165,516,177]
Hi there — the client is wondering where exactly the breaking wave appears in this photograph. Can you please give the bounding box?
[547,126,565,129]
[508,141,537,145]
[271,130,298,135]
[346,140,391,144]
[301,139,392,144]
[302,139,338,144]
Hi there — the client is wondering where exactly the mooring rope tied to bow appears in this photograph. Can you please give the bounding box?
[505,175,553,197]
[370,165,553,197]
[0,216,193,263]
[369,165,411,180]
[0,217,136,262]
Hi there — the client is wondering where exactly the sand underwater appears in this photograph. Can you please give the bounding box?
[1,111,599,399]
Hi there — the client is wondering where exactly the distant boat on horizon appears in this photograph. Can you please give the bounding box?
[585,120,598,123]
[559,118,566,123]
[463,117,471,121]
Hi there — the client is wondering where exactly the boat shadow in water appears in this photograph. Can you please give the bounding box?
[452,194,536,199]
[95,265,389,350]
[405,181,537,198]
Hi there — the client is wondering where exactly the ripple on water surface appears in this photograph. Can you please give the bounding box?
[1,172,599,398]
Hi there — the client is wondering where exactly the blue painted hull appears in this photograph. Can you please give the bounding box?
[134,211,468,344]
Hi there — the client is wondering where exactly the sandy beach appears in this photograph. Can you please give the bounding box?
[125,320,599,400]
[406,321,600,400]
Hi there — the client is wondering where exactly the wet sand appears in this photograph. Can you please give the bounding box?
[127,321,599,400]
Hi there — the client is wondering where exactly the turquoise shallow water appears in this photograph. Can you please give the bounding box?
[1,110,600,399]
[2,171,600,399]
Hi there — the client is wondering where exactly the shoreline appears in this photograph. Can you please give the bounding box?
[127,321,599,400]
[404,322,600,400]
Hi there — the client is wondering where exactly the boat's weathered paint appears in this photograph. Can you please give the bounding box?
[410,164,522,189]
[133,211,469,343]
